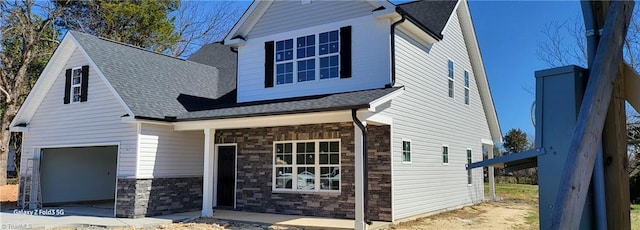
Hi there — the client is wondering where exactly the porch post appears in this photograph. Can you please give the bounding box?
[487,144,496,201]
[354,121,366,230]
[202,128,215,217]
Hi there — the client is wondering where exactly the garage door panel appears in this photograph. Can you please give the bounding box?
[41,146,117,204]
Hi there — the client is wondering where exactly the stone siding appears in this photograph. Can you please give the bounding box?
[367,125,392,221]
[116,177,202,218]
[215,122,392,221]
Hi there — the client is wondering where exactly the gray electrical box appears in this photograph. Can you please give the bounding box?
[535,65,593,229]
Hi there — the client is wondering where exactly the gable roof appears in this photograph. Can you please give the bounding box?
[396,0,458,40]
[224,0,397,45]
[69,31,224,119]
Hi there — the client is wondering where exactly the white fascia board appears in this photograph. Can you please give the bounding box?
[121,117,173,126]
[457,0,502,143]
[10,36,76,128]
[397,21,439,44]
[9,126,29,132]
[68,33,135,118]
[223,1,273,46]
[174,110,354,131]
[369,88,404,112]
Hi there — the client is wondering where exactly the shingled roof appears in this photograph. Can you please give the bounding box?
[396,0,458,39]
[71,31,223,119]
[177,87,403,121]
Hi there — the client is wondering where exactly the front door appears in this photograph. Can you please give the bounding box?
[216,145,236,208]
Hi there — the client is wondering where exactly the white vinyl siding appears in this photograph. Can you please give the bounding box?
[385,8,492,220]
[137,123,204,178]
[21,47,138,177]
[237,14,391,103]
[248,0,375,39]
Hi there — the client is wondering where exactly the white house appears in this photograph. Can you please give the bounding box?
[11,0,501,227]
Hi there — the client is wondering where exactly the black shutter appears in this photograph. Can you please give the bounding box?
[80,65,89,102]
[340,26,352,79]
[64,69,72,104]
[264,41,275,88]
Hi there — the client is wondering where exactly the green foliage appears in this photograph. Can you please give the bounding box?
[503,128,532,153]
[54,0,180,53]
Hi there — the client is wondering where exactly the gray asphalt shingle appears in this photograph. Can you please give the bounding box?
[71,31,222,119]
[397,0,458,39]
[177,87,403,121]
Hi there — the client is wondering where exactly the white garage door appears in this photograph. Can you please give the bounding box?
[40,146,117,204]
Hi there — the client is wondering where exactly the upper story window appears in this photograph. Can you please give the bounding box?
[442,145,449,164]
[464,70,470,105]
[448,60,454,98]
[276,39,294,84]
[71,67,82,103]
[264,26,351,88]
[273,140,341,192]
[64,65,89,104]
[273,30,340,85]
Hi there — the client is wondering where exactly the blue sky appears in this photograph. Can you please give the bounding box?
[228,1,588,139]
[468,1,583,137]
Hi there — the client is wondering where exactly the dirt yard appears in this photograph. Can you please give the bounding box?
[1,183,19,210]
[385,200,536,230]
[1,182,637,229]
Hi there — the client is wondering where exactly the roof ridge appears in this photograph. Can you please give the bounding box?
[70,30,186,62]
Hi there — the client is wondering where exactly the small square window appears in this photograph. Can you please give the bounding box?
[402,141,411,162]
[442,145,449,164]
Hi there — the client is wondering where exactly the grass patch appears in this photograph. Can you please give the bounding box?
[632,204,640,230]
[7,178,18,185]
[484,183,539,203]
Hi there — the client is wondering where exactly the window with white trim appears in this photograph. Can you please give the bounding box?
[402,140,411,162]
[442,145,449,164]
[274,140,340,192]
[464,70,470,105]
[448,60,454,98]
[71,67,82,103]
[274,30,339,85]
[467,149,472,184]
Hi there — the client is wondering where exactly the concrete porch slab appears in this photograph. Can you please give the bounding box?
[0,209,200,229]
[210,209,392,230]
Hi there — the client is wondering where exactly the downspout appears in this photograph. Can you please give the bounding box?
[387,13,406,88]
[352,109,372,225]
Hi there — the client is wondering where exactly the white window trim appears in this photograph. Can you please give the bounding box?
[442,144,449,165]
[71,66,82,104]
[272,139,341,193]
[466,148,473,186]
[447,60,454,99]
[401,139,411,164]
[464,70,470,105]
[274,30,340,86]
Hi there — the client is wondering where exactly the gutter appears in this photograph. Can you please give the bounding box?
[352,109,372,226]
[387,14,406,88]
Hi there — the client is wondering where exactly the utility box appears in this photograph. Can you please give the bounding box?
[535,65,593,229]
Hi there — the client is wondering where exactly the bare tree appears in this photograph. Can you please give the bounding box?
[536,6,640,176]
[170,1,241,58]
[0,0,61,185]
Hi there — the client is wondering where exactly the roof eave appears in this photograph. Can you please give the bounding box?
[395,7,443,41]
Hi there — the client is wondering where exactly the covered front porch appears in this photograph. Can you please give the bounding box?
[210,209,392,229]
[170,87,403,229]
